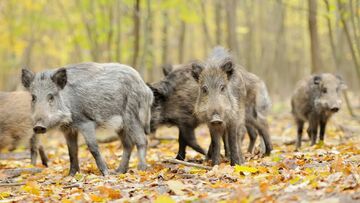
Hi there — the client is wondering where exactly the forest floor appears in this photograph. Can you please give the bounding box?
[0,104,360,202]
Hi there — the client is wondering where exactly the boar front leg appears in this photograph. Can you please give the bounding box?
[209,127,222,166]
[295,119,304,150]
[228,124,243,166]
[78,122,109,176]
[319,118,328,142]
[63,128,80,176]
[30,134,39,166]
[116,132,134,174]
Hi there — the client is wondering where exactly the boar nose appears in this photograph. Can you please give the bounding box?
[33,125,47,134]
[210,114,223,125]
[330,107,339,113]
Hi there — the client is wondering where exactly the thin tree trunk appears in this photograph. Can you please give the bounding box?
[132,0,141,68]
[178,21,186,63]
[308,0,323,73]
[338,0,360,80]
[140,0,153,79]
[324,0,356,117]
[200,0,212,52]
[115,0,122,62]
[214,0,222,45]
[225,0,240,61]
[161,11,169,65]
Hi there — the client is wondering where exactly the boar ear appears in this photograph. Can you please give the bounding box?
[162,64,173,76]
[51,68,67,89]
[313,75,321,85]
[220,60,234,79]
[21,68,35,89]
[336,75,348,90]
[191,63,204,82]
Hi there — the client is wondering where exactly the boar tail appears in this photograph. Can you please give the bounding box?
[140,88,153,134]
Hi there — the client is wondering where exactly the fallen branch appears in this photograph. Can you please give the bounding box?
[0,152,30,160]
[63,182,83,189]
[0,182,25,187]
[163,159,212,170]
[1,168,43,178]
[284,138,310,145]
[98,135,177,144]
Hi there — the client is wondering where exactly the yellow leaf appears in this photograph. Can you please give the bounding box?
[234,165,259,174]
[289,176,301,185]
[98,186,122,200]
[0,192,11,199]
[90,194,103,202]
[154,195,176,203]
[21,181,40,195]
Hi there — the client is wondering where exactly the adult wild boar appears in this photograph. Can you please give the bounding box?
[191,56,247,166]
[291,73,347,149]
[0,91,48,166]
[21,63,153,175]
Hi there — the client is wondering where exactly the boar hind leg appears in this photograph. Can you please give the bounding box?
[116,132,134,174]
[134,128,148,171]
[183,128,206,156]
[295,119,304,150]
[38,145,48,167]
[246,125,257,154]
[78,122,109,176]
[222,133,230,158]
[176,134,186,160]
[307,116,319,146]
[64,129,80,176]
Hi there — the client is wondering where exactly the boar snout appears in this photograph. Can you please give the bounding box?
[210,114,223,125]
[33,121,47,134]
[330,107,339,113]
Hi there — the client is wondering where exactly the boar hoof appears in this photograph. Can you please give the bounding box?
[175,155,185,161]
[116,166,128,174]
[137,164,148,171]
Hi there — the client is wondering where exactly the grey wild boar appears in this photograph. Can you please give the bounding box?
[21,62,153,175]
[191,55,247,166]
[0,91,48,166]
[148,64,207,161]
[291,73,347,149]
[156,62,272,161]
[196,47,272,158]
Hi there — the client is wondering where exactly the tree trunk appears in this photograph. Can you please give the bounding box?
[324,0,356,117]
[214,0,222,45]
[178,21,186,63]
[338,0,360,80]
[225,0,240,61]
[308,0,323,73]
[161,11,169,66]
[132,0,141,68]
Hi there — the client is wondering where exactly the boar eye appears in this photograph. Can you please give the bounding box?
[48,94,54,103]
[322,88,327,94]
[201,86,208,94]
[31,95,37,103]
[220,84,226,92]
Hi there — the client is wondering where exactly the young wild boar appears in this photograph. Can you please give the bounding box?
[21,63,153,175]
[191,56,247,166]
[148,64,206,161]
[291,73,347,149]
[0,91,48,166]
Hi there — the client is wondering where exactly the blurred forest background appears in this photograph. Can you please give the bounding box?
[0,0,359,100]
